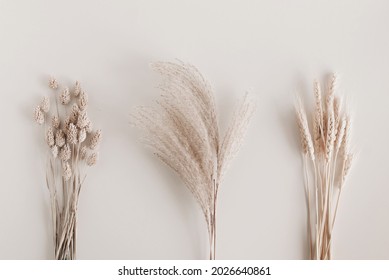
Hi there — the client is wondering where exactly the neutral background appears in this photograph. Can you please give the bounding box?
[1,0,388,260]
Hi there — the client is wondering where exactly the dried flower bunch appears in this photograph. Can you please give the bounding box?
[134,61,255,260]
[34,77,102,260]
[296,74,354,260]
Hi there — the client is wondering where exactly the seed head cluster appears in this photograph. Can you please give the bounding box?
[34,78,102,181]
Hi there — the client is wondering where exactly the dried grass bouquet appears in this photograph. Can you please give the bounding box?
[295,74,354,260]
[134,61,255,259]
[33,78,102,260]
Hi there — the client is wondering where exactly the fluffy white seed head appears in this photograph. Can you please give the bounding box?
[342,115,351,155]
[135,61,254,228]
[86,152,98,166]
[80,146,87,160]
[325,112,335,162]
[76,110,89,129]
[334,96,342,134]
[69,103,79,123]
[34,106,44,125]
[63,116,71,134]
[52,115,60,129]
[51,145,58,158]
[89,129,102,150]
[41,96,50,113]
[313,80,323,155]
[79,91,88,110]
[74,81,81,97]
[335,117,346,153]
[341,153,353,187]
[296,102,315,161]
[328,73,337,98]
[79,128,86,143]
[63,162,72,181]
[59,144,71,161]
[67,123,78,144]
[48,77,58,89]
[85,120,93,133]
[46,127,55,147]
[55,129,65,147]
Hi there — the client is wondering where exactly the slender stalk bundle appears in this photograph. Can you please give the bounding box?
[134,61,255,260]
[296,74,354,260]
[34,78,102,260]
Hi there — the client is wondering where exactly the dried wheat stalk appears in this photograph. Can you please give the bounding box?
[134,61,255,260]
[34,77,102,260]
[296,74,354,260]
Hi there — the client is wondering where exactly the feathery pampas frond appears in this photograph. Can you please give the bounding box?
[134,61,255,260]
[295,74,354,260]
[33,78,102,260]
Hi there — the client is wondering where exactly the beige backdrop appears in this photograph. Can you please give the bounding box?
[0,0,388,259]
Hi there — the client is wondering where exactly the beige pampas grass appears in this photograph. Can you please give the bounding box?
[134,61,255,260]
[33,77,102,260]
[295,74,354,260]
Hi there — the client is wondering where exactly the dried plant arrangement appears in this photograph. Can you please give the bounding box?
[134,61,255,260]
[295,74,354,260]
[33,77,102,260]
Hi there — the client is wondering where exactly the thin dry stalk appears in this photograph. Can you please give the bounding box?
[134,61,255,260]
[295,74,354,260]
[34,78,102,260]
